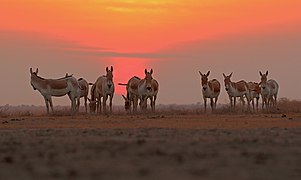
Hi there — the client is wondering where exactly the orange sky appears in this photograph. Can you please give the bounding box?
[1,0,301,106]
[1,0,301,52]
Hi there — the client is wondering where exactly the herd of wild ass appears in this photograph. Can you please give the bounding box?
[30,67,159,114]
[199,70,279,112]
[30,67,278,114]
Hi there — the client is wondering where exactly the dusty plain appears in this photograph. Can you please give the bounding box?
[1,112,301,180]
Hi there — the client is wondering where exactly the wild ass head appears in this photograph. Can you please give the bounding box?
[144,69,153,92]
[199,71,210,91]
[88,98,97,113]
[30,68,39,90]
[223,72,233,92]
[259,71,268,90]
[106,66,114,89]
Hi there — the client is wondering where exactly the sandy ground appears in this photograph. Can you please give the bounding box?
[1,113,301,180]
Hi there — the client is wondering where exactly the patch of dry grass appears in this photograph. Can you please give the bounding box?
[0,104,9,117]
[1,98,301,117]
[276,98,301,113]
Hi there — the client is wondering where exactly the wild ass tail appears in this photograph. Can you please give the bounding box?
[118,83,128,86]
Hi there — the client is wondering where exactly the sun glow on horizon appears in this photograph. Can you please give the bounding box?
[109,58,150,95]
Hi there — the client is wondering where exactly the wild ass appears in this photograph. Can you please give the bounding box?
[199,71,221,112]
[118,76,141,113]
[88,82,98,113]
[259,71,279,109]
[77,78,89,113]
[65,73,89,113]
[30,68,81,114]
[93,66,115,113]
[138,69,159,112]
[223,73,250,111]
[247,82,261,112]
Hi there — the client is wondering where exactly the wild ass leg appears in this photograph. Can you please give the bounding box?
[251,99,255,112]
[233,97,236,111]
[49,98,54,113]
[71,99,74,113]
[133,96,138,113]
[261,97,264,109]
[128,95,132,113]
[72,99,77,113]
[210,98,214,112]
[267,97,271,109]
[84,96,88,113]
[103,94,108,113]
[109,94,113,113]
[140,96,147,111]
[256,97,259,112]
[69,94,75,113]
[150,96,154,112]
[229,96,233,111]
[264,96,268,110]
[203,98,207,113]
[70,97,75,113]
[76,96,80,112]
[77,98,81,113]
[99,97,102,113]
[268,96,274,108]
[97,95,101,114]
[214,97,218,111]
[153,95,157,112]
[44,97,50,114]
[240,96,245,110]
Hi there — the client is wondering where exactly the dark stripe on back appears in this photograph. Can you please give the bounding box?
[134,76,141,80]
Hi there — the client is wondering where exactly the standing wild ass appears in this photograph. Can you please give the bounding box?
[77,78,89,113]
[88,82,97,113]
[138,69,159,112]
[118,76,141,113]
[223,73,250,111]
[199,71,221,112]
[247,82,261,112]
[259,71,279,109]
[92,66,115,113]
[65,73,89,113]
[30,68,81,113]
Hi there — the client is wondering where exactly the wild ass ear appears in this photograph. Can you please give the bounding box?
[111,66,113,72]
[206,71,210,76]
[65,73,69,77]
[199,71,203,76]
[150,69,153,74]
[259,71,263,76]
[122,95,127,100]
[106,66,109,72]
[266,70,268,76]
[229,72,233,78]
[36,68,39,74]
[223,73,226,78]
[30,68,33,74]
[145,69,147,74]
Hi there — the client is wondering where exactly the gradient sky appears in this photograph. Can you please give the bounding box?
[1,0,301,107]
